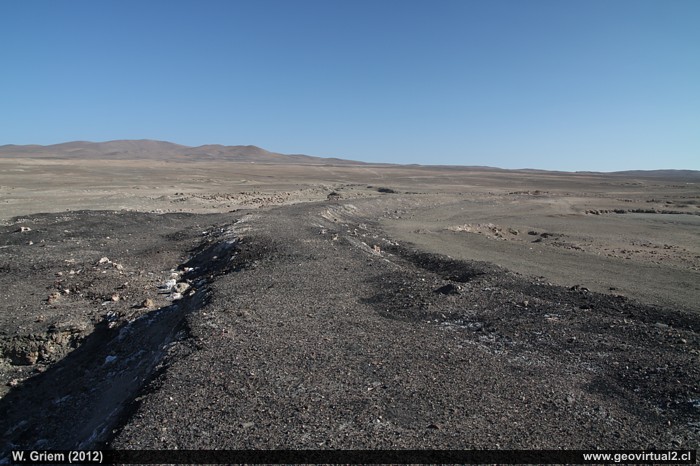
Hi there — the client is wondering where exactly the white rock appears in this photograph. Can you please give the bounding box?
[174,282,190,293]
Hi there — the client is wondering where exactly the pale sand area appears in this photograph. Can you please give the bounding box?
[1,157,698,311]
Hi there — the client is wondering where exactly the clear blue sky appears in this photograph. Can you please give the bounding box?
[1,0,698,171]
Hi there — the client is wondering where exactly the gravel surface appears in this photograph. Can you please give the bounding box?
[1,200,699,457]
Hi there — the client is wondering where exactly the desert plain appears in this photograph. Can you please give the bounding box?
[0,142,698,456]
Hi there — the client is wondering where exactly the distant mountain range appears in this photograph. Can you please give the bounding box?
[0,140,698,180]
[604,169,700,181]
[0,139,365,165]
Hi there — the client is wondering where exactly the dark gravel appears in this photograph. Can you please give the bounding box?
[1,201,698,457]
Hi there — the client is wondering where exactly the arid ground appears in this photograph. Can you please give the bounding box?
[0,147,698,457]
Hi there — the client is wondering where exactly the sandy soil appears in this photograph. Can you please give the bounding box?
[0,158,698,456]
[5,158,695,310]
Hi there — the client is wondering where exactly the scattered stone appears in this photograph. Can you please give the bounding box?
[163,279,177,290]
[98,257,111,264]
[327,192,341,201]
[141,298,155,309]
[47,291,61,304]
[566,395,575,404]
[18,226,32,232]
[111,293,120,302]
[434,284,461,295]
[174,282,190,294]
[367,381,382,391]
[427,423,441,430]
[24,351,39,365]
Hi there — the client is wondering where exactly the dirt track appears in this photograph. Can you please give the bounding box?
[1,198,698,457]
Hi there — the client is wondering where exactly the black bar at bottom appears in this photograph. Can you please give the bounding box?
[9,449,697,465]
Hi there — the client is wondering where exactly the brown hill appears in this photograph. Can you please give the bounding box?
[1,141,698,178]
[0,140,365,165]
